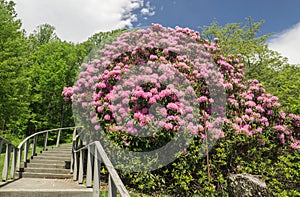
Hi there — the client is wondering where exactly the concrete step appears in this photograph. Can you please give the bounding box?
[32,155,71,161]
[0,178,93,197]
[29,159,66,164]
[21,172,72,179]
[0,190,93,197]
[41,151,71,156]
[24,168,71,174]
[27,163,66,169]
[40,150,71,154]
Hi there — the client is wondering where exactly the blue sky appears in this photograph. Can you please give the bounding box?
[133,0,300,37]
[12,0,300,64]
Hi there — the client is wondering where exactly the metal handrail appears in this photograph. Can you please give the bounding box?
[16,126,82,173]
[72,141,130,197]
[0,136,18,182]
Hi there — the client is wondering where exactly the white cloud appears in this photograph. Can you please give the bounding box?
[140,1,155,16]
[268,22,300,65]
[12,0,155,42]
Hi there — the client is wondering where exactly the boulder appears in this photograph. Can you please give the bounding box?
[228,173,273,197]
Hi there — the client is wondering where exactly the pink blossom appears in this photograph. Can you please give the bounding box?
[97,82,107,89]
[91,116,98,124]
[197,96,207,103]
[150,55,158,60]
[82,102,88,108]
[274,125,285,132]
[166,103,178,111]
[164,123,173,131]
[290,142,300,149]
[255,128,263,133]
[149,97,156,104]
[104,114,111,121]
[94,125,101,130]
[255,105,265,113]
[280,112,286,119]
[245,101,256,107]
[200,134,206,139]
[186,114,194,120]
[245,108,253,114]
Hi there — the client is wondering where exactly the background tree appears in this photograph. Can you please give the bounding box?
[28,40,85,133]
[79,29,129,63]
[28,23,60,50]
[199,18,300,114]
[0,0,31,137]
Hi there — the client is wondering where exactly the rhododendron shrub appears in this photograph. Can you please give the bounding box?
[63,24,300,196]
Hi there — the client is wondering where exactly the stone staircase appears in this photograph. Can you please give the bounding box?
[0,143,93,197]
[21,144,73,179]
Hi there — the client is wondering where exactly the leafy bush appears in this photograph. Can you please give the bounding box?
[63,24,300,196]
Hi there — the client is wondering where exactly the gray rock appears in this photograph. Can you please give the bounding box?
[228,173,273,197]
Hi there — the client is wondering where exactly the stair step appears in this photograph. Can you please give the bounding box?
[24,168,71,174]
[0,190,93,197]
[22,172,72,179]
[39,153,71,158]
[42,152,71,156]
[0,178,93,197]
[27,163,66,169]
[29,159,66,165]
[32,156,71,160]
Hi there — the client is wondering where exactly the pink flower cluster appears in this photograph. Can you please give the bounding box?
[62,24,300,149]
[62,87,74,101]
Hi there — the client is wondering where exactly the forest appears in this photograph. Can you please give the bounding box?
[1,0,300,196]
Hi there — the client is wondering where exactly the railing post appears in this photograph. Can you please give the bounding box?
[72,127,77,140]
[73,151,78,181]
[78,149,84,184]
[56,129,61,147]
[93,145,100,197]
[17,146,23,173]
[86,145,93,188]
[108,174,117,197]
[2,144,12,181]
[70,141,75,174]
[32,135,37,157]
[0,139,3,157]
[10,147,17,180]
[44,131,48,151]
[24,140,29,167]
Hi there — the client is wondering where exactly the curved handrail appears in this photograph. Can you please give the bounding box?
[18,126,82,149]
[16,126,82,172]
[0,136,18,182]
[72,141,130,197]
[0,136,16,147]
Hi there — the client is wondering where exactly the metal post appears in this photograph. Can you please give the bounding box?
[56,129,61,147]
[10,148,17,180]
[93,146,100,197]
[86,145,93,187]
[32,135,37,157]
[17,146,23,173]
[44,132,48,151]
[108,174,117,197]
[78,149,84,184]
[2,144,11,181]
[24,140,29,167]
[73,151,78,181]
